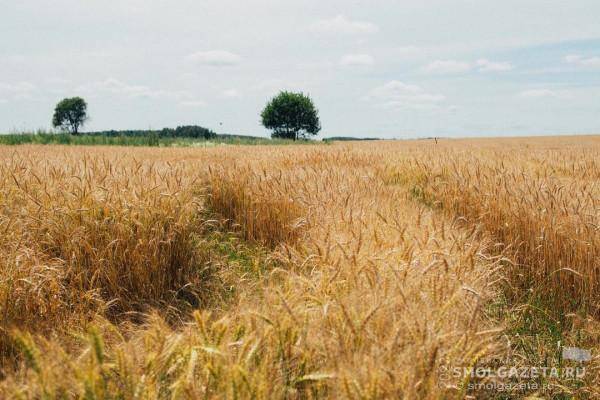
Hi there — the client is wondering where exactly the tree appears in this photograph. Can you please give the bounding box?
[260,91,321,140]
[52,97,88,135]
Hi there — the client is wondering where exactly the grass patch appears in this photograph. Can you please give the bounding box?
[482,292,597,399]
[197,226,279,307]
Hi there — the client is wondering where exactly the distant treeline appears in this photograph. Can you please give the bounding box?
[0,131,321,147]
[88,125,217,139]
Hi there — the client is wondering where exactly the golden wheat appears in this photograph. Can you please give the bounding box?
[0,137,598,399]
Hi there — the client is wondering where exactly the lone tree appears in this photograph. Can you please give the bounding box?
[52,97,88,135]
[261,91,321,140]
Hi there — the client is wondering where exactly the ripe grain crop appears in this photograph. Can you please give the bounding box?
[0,137,598,399]
[379,137,599,315]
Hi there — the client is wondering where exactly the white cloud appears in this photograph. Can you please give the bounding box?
[186,50,242,66]
[366,80,445,109]
[310,15,379,35]
[252,78,309,95]
[565,54,600,68]
[476,58,513,72]
[46,77,71,86]
[0,81,37,100]
[179,100,206,107]
[221,89,242,99]
[423,59,513,74]
[340,54,374,67]
[76,78,187,100]
[423,60,471,74]
[394,46,422,58]
[297,61,335,70]
[518,89,559,98]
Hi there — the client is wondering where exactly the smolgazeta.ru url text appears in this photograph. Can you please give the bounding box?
[441,366,586,379]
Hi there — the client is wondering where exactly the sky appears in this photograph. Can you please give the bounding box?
[1,0,600,138]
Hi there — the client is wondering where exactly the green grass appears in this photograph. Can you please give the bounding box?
[483,292,594,399]
[0,133,325,147]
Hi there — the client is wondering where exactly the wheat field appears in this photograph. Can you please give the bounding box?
[0,136,598,399]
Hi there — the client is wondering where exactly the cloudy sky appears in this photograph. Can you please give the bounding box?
[2,0,600,138]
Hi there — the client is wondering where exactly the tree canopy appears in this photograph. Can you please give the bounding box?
[52,97,88,135]
[260,91,321,140]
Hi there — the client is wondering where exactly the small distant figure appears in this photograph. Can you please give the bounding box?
[434,137,438,144]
